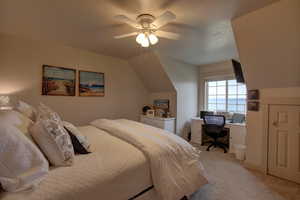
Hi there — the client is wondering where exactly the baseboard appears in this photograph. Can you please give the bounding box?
[243,161,266,174]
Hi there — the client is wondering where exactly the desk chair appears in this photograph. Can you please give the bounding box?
[203,115,228,153]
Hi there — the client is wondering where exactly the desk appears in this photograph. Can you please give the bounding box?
[191,117,246,153]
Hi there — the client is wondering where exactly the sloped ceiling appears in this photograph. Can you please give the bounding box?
[129,52,176,93]
[0,0,278,65]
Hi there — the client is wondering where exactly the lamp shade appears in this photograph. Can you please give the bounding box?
[136,33,146,44]
[149,34,158,45]
[0,96,10,106]
[0,96,12,110]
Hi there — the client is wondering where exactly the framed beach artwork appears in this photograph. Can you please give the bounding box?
[42,65,76,96]
[79,70,105,97]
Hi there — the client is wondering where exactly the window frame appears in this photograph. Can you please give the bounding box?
[205,79,247,114]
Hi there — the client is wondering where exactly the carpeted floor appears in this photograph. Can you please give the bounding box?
[190,147,300,200]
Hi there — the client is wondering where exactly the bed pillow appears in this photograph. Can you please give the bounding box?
[0,110,34,141]
[30,119,74,166]
[63,121,91,154]
[15,101,37,122]
[36,103,62,122]
[0,124,49,192]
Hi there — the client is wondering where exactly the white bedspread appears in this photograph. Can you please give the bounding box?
[90,119,208,200]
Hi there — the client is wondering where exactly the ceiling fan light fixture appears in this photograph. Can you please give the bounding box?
[140,37,150,47]
[136,33,146,44]
[148,34,159,45]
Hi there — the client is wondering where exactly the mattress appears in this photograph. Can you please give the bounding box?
[0,126,153,200]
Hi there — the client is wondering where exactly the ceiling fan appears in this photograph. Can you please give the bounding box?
[114,11,180,48]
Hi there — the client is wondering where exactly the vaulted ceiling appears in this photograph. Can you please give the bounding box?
[0,0,278,65]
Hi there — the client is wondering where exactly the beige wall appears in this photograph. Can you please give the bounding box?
[0,33,149,125]
[198,60,235,111]
[232,0,300,90]
[158,55,199,138]
[232,0,300,170]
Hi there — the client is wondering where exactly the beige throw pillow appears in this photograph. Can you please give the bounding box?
[15,101,37,122]
[30,119,75,166]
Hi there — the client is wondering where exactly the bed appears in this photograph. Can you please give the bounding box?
[0,119,208,200]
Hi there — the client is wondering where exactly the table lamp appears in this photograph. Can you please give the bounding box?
[0,96,13,110]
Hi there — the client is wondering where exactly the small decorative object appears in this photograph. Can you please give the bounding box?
[79,71,105,97]
[0,96,12,110]
[155,109,165,118]
[146,109,155,117]
[42,65,76,96]
[142,105,151,115]
[247,101,259,111]
[247,89,259,100]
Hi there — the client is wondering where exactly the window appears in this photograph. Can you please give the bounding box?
[206,79,247,113]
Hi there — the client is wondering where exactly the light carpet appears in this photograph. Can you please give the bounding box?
[190,148,300,200]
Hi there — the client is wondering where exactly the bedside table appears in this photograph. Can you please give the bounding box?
[140,115,176,133]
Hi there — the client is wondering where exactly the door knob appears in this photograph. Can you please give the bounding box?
[272,121,279,127]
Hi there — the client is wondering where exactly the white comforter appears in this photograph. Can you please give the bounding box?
[90,119,208,200]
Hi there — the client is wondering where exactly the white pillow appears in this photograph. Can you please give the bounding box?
[30,119,75,166]
[63,121,91,151]
[15,101,37,122]
[0,110,33,141]
[0,124,49,192]
[36,103,61,122]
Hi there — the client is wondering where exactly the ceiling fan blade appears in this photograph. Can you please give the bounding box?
[156,31,180,40]
[153,11,176,28]
[114,15,141,29]
[114,32,138,39]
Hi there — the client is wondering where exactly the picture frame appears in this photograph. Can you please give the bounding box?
[247,101,260,111]
[154,99,170,112]
[79,70,105,97]
[42,65,76,96]
[247,89,259,100]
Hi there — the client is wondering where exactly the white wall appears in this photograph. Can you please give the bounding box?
[158,55,199,138]
[232,0,300,170]
[0,33,149,125]
[232,0,300,90]
[198,60,235,111]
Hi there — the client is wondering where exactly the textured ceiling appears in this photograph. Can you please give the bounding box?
[0,0,278,65]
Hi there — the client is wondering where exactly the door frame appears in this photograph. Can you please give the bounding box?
[261,98,300,174]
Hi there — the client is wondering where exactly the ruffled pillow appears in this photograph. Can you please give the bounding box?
[30,119,75,166]
[15,101,37,122]
[36,103,61,122]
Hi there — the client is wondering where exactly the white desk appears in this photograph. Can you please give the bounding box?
[191,117,246,153]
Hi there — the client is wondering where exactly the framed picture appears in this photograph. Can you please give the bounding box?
[247,89,259,100]
[154,99,170,112]
[79,70,105,97]
[247,101,259,111]
[42,65,76,96]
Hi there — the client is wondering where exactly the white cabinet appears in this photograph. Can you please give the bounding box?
[140,115,176,133]
[191,117,246,153]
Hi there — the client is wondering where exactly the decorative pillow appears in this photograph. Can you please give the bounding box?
[63,121,91,154]
[0,124,49,192]
[30,119,75,166]
[15,101,37,122]
[0,110,33,141]
[36,103,62,122]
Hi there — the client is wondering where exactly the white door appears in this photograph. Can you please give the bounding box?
[268,105,300,183]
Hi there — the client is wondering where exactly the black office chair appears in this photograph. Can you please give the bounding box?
[203,115,228,153]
